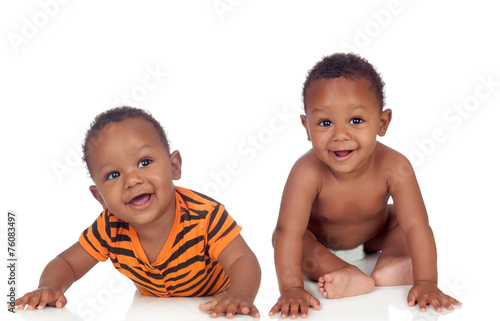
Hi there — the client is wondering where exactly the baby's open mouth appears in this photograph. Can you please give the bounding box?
[333,150,353,158]
[129,194,152,206]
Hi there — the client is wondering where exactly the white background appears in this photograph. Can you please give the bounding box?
[1,1,499,320]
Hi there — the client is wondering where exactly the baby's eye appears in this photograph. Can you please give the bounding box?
[318,120,332,127]
[106,171,120,180]
[138,159,152,168]
[350,118,363,125]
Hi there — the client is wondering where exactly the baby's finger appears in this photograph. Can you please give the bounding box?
[299,301,310,318]
[14,300,26,310]
[224,301,238,319]
[417,297,428,312]
[27,292,42,310]
[407,291,417,307]
[13,295,29,310]
[36,291,54,310]
[442,302,454,311]
[429,296,443,313]
[280,301,291,319]
[445,295,462,308]
[309,295,320,311]
[238,301,250,315]
[199,298,217,312]
[247,304,260,318]
[438,294,459,311]
[55,294,67,308]
[209,301,226,318]
[268,301,283,317]
[289,301,299,319]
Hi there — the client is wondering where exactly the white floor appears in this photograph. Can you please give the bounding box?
[6,252,481,321]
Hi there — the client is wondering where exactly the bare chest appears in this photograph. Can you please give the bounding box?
[311,178,389,224]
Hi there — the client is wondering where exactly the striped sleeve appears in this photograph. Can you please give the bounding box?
[79,210,112,262]
[206,204,242,260]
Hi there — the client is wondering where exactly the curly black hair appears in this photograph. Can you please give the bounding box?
[82,106,170,172]
[302,53,385,110]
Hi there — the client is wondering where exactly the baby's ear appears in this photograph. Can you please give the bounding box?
[300,115,311,141]
[378,109,392,137]
[89,185,107,209]
[170,150,182,180]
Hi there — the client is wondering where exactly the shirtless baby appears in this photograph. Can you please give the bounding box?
[270,53,461,319]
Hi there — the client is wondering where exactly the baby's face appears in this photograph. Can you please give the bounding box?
[86,118,181,227]
[302,77,391,175]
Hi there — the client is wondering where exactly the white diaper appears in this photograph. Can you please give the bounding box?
[331,244,365,262]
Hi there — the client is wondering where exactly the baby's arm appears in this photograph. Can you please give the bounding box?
[389,156,461,312]
[269,156,321,319]
[13,242,98,310]
[199,235,261,318]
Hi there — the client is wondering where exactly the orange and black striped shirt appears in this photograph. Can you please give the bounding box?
[79,186,242,297]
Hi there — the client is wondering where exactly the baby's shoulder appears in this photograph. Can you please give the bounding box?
[293,149,325,170]
[375,142,404,161]
[374,143,415,178]
[289,149,327,181]
[282,149,325,196]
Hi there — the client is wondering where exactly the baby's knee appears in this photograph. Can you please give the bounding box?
[371,267,387,285]
[371,256,413,286]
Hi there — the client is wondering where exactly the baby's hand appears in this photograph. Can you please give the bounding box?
[11,286,67,310]
[269,287,320,319]
[199,292,260,318]
[407,281,462,312]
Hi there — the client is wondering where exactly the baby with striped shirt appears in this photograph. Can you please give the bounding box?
[12,106,261,318]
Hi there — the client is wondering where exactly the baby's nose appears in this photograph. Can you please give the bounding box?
[124,170,144,189]
[331,125,351,141]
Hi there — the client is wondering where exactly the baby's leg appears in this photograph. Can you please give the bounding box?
[366,205,413,286]
[302,230,375,299]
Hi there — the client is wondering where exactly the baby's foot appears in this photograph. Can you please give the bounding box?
[371,256,413,286]
[317,265,375,299]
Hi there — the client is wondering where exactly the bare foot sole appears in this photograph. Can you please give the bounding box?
[317,265,375,299]
[372,256,413,286]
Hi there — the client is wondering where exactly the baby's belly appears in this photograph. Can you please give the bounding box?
[308,213,387,251]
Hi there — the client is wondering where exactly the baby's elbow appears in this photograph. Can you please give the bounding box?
[271,227,279,248]
[240,251,261,278]
[405,221,433,238]
[253,255,262,277]
[272,225,288,248]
